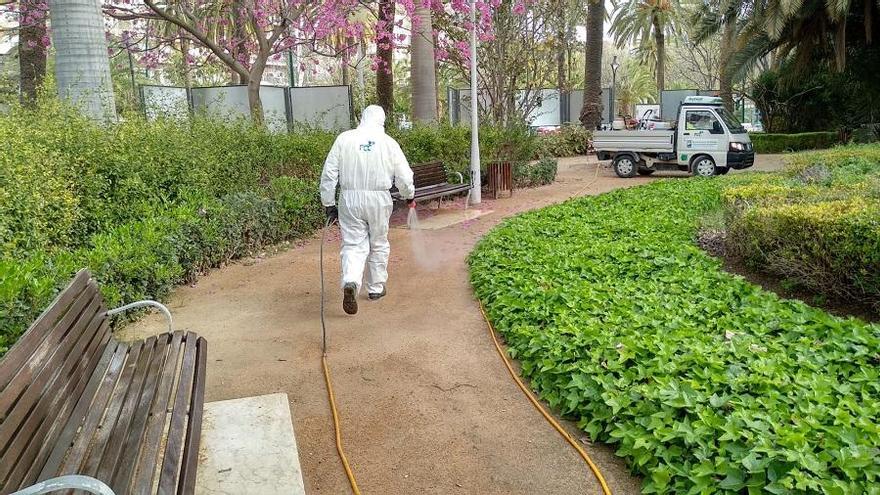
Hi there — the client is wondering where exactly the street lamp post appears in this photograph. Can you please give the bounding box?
[469,0,481,205]
[610,55,620,128]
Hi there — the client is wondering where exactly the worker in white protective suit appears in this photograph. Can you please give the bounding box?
[320,105,415,315]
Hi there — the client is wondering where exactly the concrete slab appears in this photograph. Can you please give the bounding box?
[401,208,494,230]
[197,393,305,495]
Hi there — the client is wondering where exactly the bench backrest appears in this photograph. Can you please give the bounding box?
[0,270,111,488]
[412,161,448,188]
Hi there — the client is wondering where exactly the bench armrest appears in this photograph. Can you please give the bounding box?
[12,475,116,495]
[106,300,173,332]
[453,171,465,184]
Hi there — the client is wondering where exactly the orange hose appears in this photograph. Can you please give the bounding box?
[322,353,362,495]
[478,302,613,495]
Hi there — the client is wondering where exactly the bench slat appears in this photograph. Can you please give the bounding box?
[158,332,199,494]
[94,336,159,487]
[132,331,185,494]
[54,343,129,479]
[35,341,118,482]
[178,337,208,495]
[0,269,90,391]
[111,333,172,491]
[80,341,145,477]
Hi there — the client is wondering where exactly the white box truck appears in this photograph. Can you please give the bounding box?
[594,96,755,178]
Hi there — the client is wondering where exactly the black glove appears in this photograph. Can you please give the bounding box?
[325,206,338,224]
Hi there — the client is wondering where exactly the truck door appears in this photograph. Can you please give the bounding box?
[681,110,727,161]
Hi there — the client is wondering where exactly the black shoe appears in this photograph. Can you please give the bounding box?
[368,288,387,301]
[343,283,358,315]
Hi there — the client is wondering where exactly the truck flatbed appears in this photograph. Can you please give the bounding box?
[593,130,675,154]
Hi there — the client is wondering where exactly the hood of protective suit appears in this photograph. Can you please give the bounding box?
[358,105,386,130]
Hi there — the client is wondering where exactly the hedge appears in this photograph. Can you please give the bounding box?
[749,131,840,153]
[722,144,880,309]
[469,176,880,494]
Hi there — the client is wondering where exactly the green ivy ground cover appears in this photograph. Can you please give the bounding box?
[468,177,880,494]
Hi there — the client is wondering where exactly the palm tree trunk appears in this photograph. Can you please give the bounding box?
[719,18,736,112]
[376,0,395,117]
[50,0,117,121]
[653,15,665,92]
[580,0,604,129]
[834,20,847,72]
[19,0,47,106]
[411,5,438,122]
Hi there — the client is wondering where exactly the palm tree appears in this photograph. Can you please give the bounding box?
[51,0,117,121]
[610,0,678,92]
[616,59,657,115]
[410,5,438,122]
[580,0,605,129]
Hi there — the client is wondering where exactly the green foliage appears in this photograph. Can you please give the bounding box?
[536,125,592,157]
[513,158,558,188]
[469,172,880,493]
[723,145,880,309]
[749,132,841,153]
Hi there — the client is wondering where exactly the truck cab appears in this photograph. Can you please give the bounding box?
[593,96,755,178]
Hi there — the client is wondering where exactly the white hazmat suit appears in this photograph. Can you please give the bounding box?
[320,105,415,297]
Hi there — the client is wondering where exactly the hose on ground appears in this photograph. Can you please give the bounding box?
[478,302,613,495]
[320,218,362,495]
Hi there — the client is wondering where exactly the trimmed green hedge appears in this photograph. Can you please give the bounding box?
[469,177,880,493]
[750,131,840,153]
[723,144,880,309]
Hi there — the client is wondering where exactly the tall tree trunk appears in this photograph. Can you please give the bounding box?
[341,36,352,86]
[434,30,441,119]
[376,0,395,117]
[50,0,117,121]
[231,1,247,85]
[834,20,847,72]
[653,15,665,92]
[719,17,736,112]
[556,3,566,93]
[580,0,604,129]
[19,0,48,106]
[866,0,873,45]
[179,35,192,90]
[411,5,437,122]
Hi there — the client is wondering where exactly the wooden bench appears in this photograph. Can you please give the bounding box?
[0,269,207,495]
[392,160,471,204]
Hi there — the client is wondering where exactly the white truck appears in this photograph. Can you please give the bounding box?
[593,96,755,178]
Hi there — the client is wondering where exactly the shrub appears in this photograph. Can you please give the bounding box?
[722,144,880,308]
[513,158,558,187]
[749,132,840,153]
[469,177,880,494]
[536,125,592,157]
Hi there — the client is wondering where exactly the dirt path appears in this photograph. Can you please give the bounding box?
[121,155,784,494]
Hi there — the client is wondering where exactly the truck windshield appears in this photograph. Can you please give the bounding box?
[717,107,747,134]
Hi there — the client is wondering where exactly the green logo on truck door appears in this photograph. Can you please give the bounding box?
[680,154,688,161]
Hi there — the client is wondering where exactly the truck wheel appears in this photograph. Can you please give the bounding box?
[692,156,717,177]
[613,155,638,178]
[637,169,655,176]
